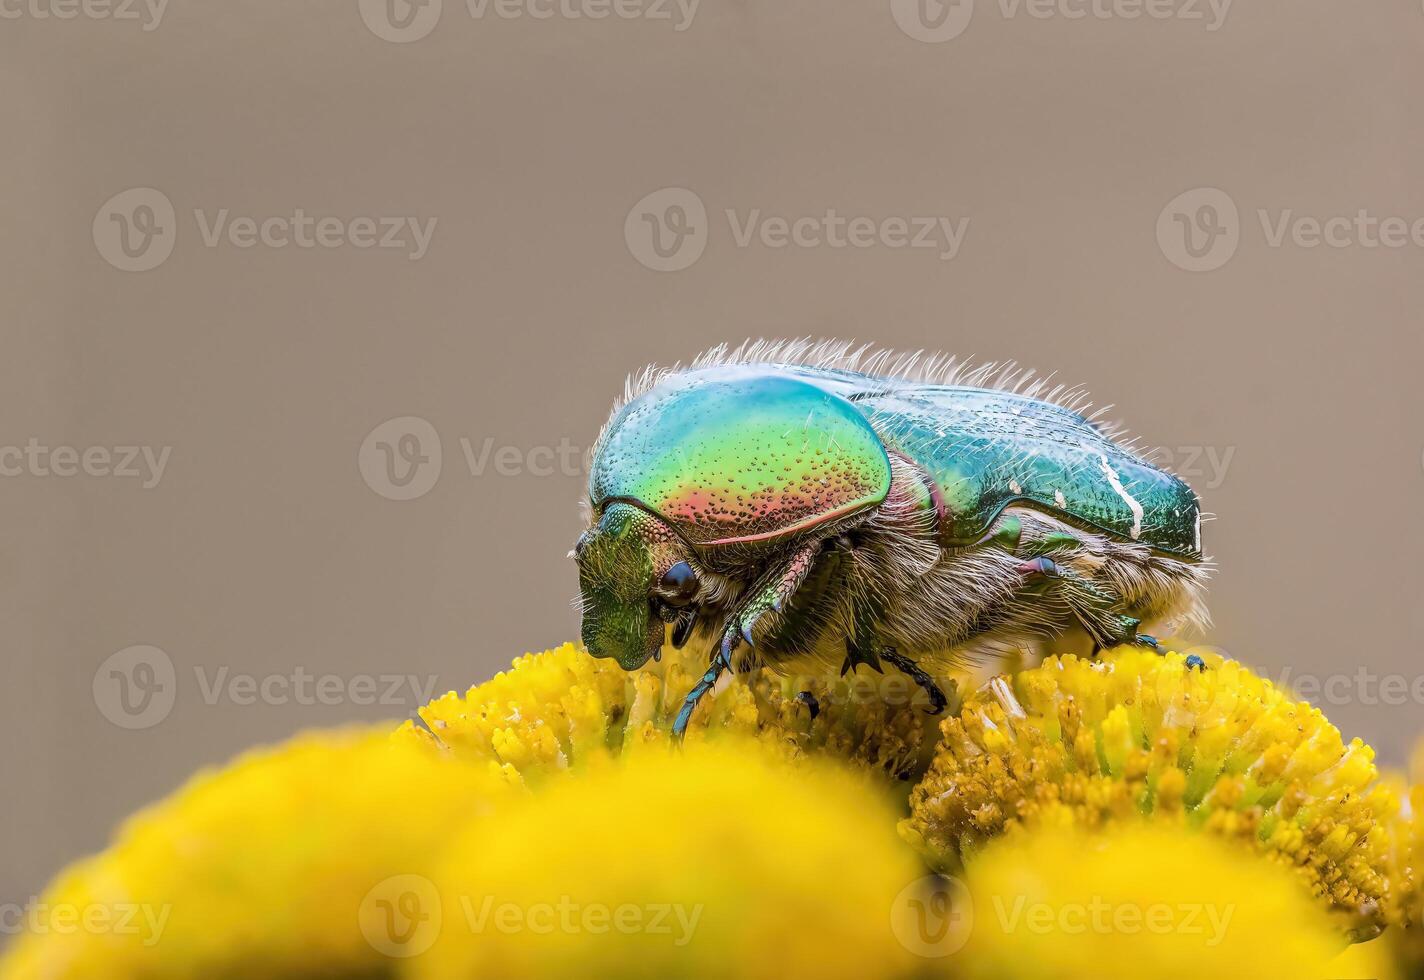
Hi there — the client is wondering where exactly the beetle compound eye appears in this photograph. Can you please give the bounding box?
[658,561,699,606]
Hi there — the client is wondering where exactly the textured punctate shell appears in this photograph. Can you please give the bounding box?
[590,368,893,547]
[769,364,1201,558]
[598,361,1202,559]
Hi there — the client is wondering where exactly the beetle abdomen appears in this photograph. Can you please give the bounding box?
[847,382,1202,559]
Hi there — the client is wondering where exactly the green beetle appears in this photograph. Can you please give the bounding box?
[574,341,1210,737]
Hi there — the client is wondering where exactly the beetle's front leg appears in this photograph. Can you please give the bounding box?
[672,632,740,741]
[728,540,823,649]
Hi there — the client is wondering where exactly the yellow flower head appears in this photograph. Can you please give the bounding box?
[900,647,1398,939]
[953,824,1345,979]
[0,727,516,980]
[1377,743,1424,972]
[403,738,926,980]
[396,640,944,787]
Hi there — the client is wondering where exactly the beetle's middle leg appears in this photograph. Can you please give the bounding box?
[838,540,949,715]
[879,648,949,715]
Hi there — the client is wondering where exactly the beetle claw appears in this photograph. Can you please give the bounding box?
[671,612,696,649]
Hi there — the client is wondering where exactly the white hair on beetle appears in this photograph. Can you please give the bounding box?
[599,338,1171,468]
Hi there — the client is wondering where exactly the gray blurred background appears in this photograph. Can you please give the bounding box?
[3,0,1422,916]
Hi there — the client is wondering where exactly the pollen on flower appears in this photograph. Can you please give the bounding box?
[394,639,946,786]
[899,646,1400,939]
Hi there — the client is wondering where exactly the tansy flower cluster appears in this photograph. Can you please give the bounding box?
[2,641,1421,979]
[394,639,948,784]
[899,647,1398,939]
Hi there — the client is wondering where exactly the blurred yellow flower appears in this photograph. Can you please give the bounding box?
[0,727,516,980]
[401,738,925,980]
[900,647,1398,939]
[1375,742,1424,974]
[954,824,1345,979]
[3,641,1413,979]
[395,640,944,787]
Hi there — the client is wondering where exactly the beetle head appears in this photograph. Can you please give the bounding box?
[574,502,702,671]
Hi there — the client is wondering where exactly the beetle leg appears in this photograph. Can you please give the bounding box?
[1016,559,1140,648]
[795,690,820,720]
[880,648,948,716]
[733,540,822,649]
[1019,562,1210,671]
[672,632,740,741]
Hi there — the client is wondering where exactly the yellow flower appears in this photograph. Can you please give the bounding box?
[401,738,926,980]
[396,639,945,787]
[899,647,1398,939]
[1375,743,1424,974]
[3,641,1406,979]
[953,824,1345,978]
[0,727,516,980]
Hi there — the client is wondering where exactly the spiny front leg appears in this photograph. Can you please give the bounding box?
[729,540,822,649]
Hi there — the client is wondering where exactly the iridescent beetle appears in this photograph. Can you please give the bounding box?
[573,341,1210,738]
